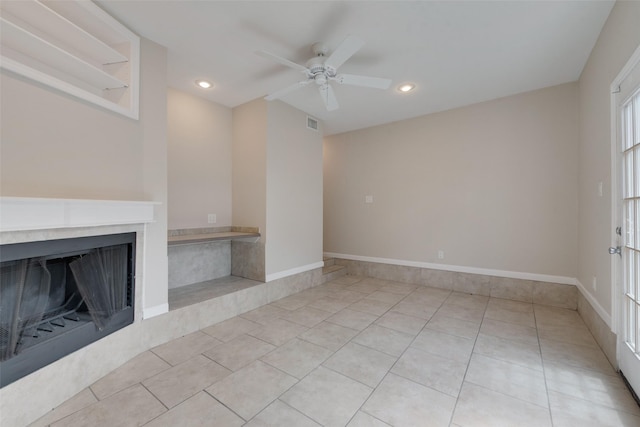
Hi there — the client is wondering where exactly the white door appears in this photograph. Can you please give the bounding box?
[614,48,640,395]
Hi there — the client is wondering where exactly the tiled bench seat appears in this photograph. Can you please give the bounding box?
[168,227,260,290]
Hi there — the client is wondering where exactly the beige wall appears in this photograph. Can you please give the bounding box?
[232,99,324,280]
[0,37,169,314]
[324,83,579,279]
[578,0,640,318]
[167,89,232,229]
[231,99,268,281]
[266,101,323,277]
[1,72,143,200]
[140,39,169,312]
[232,99,268,235]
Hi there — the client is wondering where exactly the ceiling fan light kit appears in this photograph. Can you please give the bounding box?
[257,35,392,111]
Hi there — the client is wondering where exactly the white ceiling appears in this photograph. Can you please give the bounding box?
[98,1,614,136]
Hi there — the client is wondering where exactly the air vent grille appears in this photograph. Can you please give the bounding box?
[307,116,319,131]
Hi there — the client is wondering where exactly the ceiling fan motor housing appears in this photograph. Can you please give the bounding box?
[305,56,336,82]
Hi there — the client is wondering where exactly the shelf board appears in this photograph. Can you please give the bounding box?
[168,232,261,246]
[1,16,127,90]
[0,0,139,119]
[0,0,128,65]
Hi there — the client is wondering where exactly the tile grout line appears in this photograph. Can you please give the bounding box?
[146,333,276,424]
[44,387,102,427]
[231,277,367,424]
[462,301,559,414]
[445,292,488,426]
[338,291,412,425]
[267,278,417,425]
[193,341,301,424]
[534,305,557,427]
[138,381,171,426]
[272,398,325,426]
[343,285,454,425]
[253,278,372,425]
[201,388,247,423]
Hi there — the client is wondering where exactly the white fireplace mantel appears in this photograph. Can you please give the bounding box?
[0,197,158,232]
[0,197,165,427]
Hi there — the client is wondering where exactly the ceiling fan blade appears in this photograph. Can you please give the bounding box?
[324,35,364,71]
[256,50,308,73]
[333,73,392,90]
[318,84,339,111]
[265,80,311,101]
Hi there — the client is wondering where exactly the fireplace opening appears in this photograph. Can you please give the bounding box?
[0,233,135,388]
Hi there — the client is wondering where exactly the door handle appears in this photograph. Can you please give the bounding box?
[609,246,622,256]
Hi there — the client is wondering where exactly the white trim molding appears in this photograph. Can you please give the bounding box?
[0,197,158,232]
[323,252,576,286]
[575,279,612,329]
[265,261,324,283]
[609,42,640,335]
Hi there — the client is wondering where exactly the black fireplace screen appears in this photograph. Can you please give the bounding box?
[69,245,128,330]
[1,258,52,361]
[0,233,135,387]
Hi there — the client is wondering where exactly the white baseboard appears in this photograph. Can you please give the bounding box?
[143,303,168,319]
[323,252,576,286]
[265,261,324,283]
[574,279,612,329]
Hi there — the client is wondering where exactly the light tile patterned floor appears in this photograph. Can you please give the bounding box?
[30,276,640,427]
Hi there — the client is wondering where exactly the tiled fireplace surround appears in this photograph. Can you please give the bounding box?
[0,198,617,426]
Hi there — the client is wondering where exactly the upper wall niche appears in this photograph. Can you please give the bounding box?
[0,0,140,119]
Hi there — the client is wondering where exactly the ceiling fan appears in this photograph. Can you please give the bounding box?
[257,35,392,111]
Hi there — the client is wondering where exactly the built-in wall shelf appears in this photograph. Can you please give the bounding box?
[168,227,261,246]
[168,232,261,246]
[0,0,139,119]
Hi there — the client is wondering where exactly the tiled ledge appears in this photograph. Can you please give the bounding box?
[168,276,262,310]
[333,257,578,310]
[168,226,260,246]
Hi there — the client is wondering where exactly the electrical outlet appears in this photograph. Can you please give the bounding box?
[438,250,445,260]
[207,214,216,224]
[365,195,373,204]
[592,276,597,291]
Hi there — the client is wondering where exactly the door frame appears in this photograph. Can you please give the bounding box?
[610,44,640,338]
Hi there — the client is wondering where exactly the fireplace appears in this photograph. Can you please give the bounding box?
[0,232,135,387]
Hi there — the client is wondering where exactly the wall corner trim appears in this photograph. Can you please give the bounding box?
[143,303,169,320]
[575,279,613,330]
[266,261,324,282]
[323,252,577,285]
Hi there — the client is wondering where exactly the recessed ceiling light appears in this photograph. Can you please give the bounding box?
[398,83,415,93]
[196,80,213,89]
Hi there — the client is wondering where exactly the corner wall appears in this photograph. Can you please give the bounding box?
[140,39,169,315]
[231,99,268,281]
[231,99,324,282]
[265,101,324,280]
[167,89,232,229]
[577,0,640,326]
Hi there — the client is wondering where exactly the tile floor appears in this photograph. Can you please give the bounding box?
[30,276,640,427]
